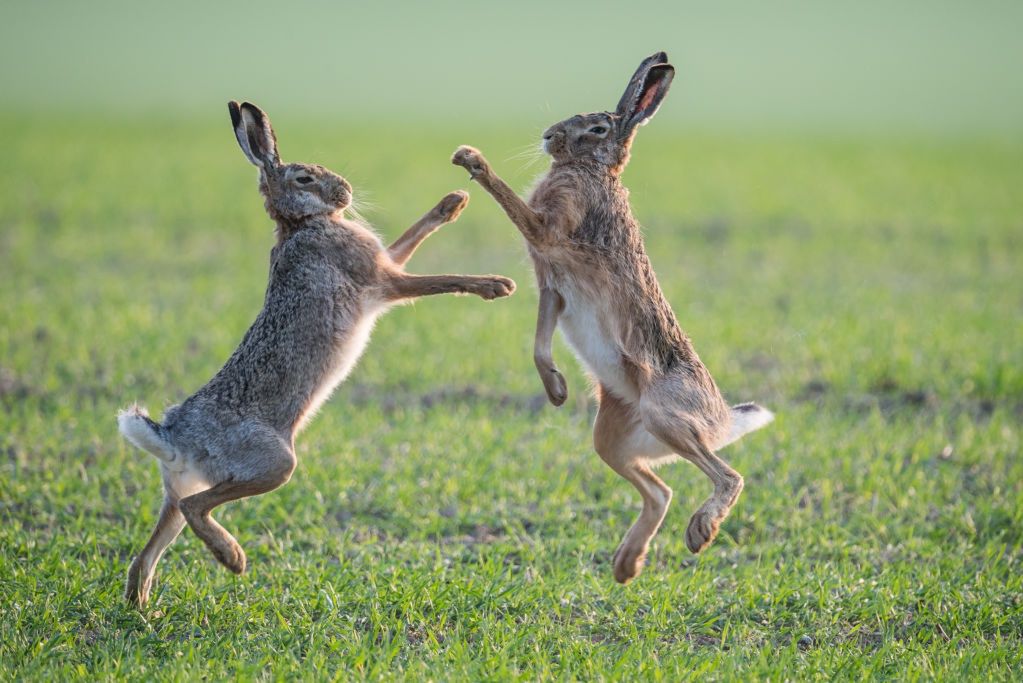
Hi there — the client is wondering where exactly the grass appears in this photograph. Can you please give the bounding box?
[1,113,1021,679]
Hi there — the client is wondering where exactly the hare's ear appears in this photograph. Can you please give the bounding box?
[615,51,668,116]
[229,100,280,169]
[616,58,674,137]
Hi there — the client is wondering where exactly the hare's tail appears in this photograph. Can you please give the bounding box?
[716,402,774,449]
[118,404,179,466]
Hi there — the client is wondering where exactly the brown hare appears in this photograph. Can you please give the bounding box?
[119,101,515,607]
[452,52,772,583]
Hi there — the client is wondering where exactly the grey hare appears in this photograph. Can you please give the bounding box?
[452,53,772,583]
[119,101,515,607]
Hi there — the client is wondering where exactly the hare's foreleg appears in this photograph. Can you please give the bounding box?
[593,388,674,584]
[178,444,296,574]
[639,383,744,554]
[534,288,567,406]
[125,497,186,607]
[384,273,515,302]
[451,146,545,243]
[387,190,469,267]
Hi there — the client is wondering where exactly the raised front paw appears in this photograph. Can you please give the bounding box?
[435,190,470,223]
[451,145,489,180]
[472,276,516,300]
[541,367,568,406]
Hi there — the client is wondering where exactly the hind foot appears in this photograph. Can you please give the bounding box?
[208,538,247,574]
[125,557,152,607]
[612,541,648,584]
[685,509,723,554]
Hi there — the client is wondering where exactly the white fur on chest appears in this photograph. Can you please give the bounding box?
[556,284,638,402]
[298,303,385,431]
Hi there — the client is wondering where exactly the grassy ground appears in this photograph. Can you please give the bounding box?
[1,114,1021,679]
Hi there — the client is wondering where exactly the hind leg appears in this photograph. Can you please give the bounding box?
[125,496,186,607]
[593,388,675,584]
[639,380,744,554]
[179,437,296,574]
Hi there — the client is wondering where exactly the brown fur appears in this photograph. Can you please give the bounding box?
[120,102,515,607]
[453,53,773,583]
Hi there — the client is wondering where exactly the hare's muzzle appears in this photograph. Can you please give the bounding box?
[541,128,564,155]
[330,177,353,209]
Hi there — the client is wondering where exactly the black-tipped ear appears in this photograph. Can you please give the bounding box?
[229,100,280,169]
[228,100,242,128]
[618,63,674,136]
[615,51,669,116]
[228,101,256,165]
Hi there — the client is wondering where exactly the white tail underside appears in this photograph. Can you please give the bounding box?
[716,403,775,450]
[117,405,181,468]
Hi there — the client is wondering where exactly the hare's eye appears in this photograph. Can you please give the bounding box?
[295,176,314,185]
[588,126,608,135]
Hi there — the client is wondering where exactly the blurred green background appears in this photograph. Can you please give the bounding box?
[2,1,1021,680]
[2,0,1022,135]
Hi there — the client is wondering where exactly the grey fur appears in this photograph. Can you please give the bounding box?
[119,101,515,607]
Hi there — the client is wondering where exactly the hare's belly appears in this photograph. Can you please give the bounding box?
[558,295,638,402]
[162,462,211,500]
[297,308,384,430]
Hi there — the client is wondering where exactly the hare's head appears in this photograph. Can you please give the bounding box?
[542,52,674,174]
[229,101,353,225]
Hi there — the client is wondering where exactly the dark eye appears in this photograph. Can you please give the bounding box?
[588,126,608,135]
[295,176,314,185]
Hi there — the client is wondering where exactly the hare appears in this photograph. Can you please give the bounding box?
[118,101,515,607]
[452,52,772,583]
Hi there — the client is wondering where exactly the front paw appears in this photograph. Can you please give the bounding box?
[541,368,568,406]
[451,145,489,180]
[435,190,469,223]
[473,276,516,300]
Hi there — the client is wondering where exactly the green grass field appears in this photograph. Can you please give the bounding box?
[1,111,1021,679]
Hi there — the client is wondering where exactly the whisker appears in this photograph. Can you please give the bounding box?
[505,137,548,174]
[506,145,541,162]
[346,188,379,227]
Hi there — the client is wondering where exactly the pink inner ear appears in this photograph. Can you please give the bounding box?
[638,80,662,111]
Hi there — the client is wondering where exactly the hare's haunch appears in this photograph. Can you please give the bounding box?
[453,53,773,583]
[119,101,515,607]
